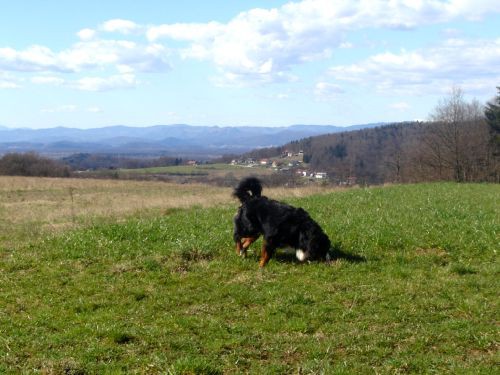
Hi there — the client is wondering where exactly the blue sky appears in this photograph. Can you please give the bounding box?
[0,0,499,129]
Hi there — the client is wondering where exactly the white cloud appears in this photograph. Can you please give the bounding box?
[31,73,141,92]
[339,42,354,49]
[31,75,65,85]
[77,28,97,41]
[327,38,500,95]
[144,0,500,85]
[41,105,104,113]
[42,104,78,113]
[147,22,224,42]
[211,70,298,88]
[1,0,499,91]
[101,19,141,34]
[87,106,103,113]
[446,0,500,21]
[0,40,171,78]
[58,40,170,73]
[0,81,19,89]
[72,73,139,91]
[0,72,21,88]
[148,3,343,84]
[0,45,64,72]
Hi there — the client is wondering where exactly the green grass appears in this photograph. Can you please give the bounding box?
[119,165,212,176]
[117,163,263,176]
[0,183,498,373]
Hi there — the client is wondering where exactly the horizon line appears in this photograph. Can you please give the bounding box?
[0,121,400,131]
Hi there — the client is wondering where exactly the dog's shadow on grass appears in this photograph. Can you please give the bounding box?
[274,242,366,265]
[328,242,366,263]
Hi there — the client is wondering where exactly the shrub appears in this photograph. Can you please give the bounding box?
[0,152,70,177]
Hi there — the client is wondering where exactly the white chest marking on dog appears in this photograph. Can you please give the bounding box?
[296,249,306,262]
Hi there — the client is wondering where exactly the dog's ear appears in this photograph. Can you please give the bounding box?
[298,229,312,250]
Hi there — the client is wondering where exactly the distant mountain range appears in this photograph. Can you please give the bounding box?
[0,123,386,158]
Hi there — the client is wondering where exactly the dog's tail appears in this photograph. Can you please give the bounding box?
[233,177,262,203]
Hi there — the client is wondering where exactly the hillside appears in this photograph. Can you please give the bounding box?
[247,120,499,184]
[0,180,498,373]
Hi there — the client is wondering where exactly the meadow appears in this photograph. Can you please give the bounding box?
[0,177,498,374]
[117,164,263,176]
[82,163,275,183]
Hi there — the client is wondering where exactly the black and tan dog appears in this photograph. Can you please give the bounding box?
[233,177,331,267]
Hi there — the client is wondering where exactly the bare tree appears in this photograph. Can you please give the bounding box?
[383,125,404,183]
[423,87,489,182]
[485,86,500,154]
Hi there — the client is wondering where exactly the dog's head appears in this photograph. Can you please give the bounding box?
[299,221,331,260]
[233,177,262,203]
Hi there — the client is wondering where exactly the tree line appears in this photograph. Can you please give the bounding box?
[248,87,500,184]
[61,153,184,171]
[0,153,185,178]
[0,152,70,177]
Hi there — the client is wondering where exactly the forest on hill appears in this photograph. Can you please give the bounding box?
[247,88,500,185]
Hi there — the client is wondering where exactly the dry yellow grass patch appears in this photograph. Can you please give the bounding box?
[0,176,230,227]
[267,184,346,199]
[0,176,340,247]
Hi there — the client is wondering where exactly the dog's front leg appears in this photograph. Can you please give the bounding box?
[235,239,244,256]
[236,237,258,257]
[259,240,274,268]
[242,237,258,254]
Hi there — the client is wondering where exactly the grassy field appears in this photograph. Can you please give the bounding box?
[0,176,332,249]
[85,163,275,181]
[0,179,498,373]
[118,164,260,176]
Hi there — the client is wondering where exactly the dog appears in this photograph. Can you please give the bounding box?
[232,177,331,267]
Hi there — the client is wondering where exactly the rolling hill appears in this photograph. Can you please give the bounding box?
[0,123,384,158]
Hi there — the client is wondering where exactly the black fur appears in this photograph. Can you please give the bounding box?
[233,177,331,267]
